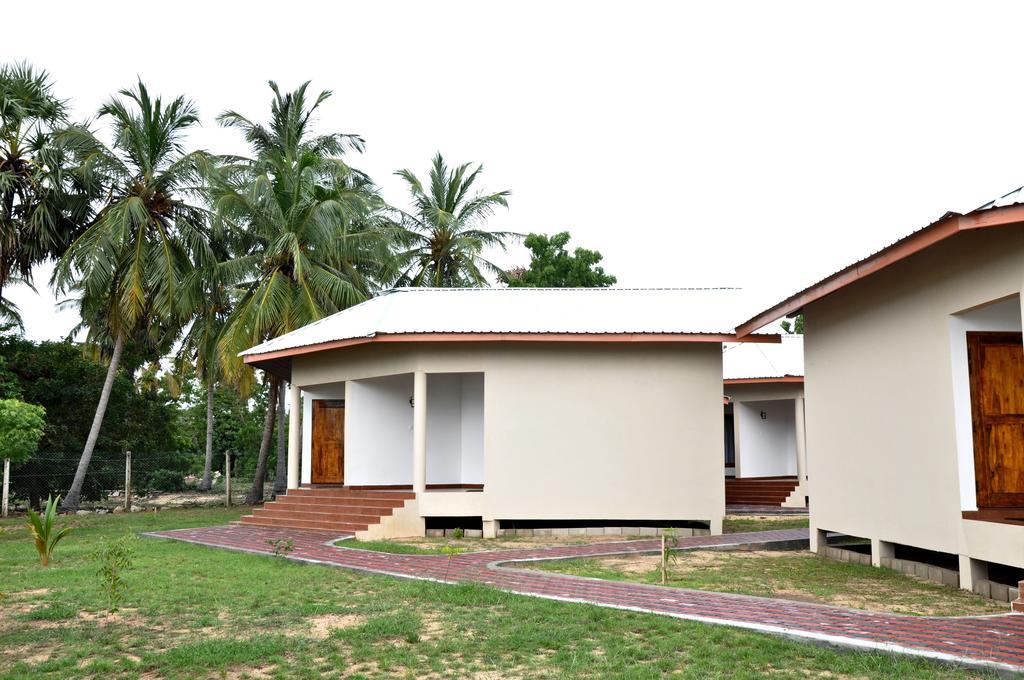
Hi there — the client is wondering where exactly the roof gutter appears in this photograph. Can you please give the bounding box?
[735,203,1024,338]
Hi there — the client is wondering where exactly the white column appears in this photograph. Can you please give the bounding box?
[413,371,427,495]
[287,383,301,490]
[794,397,808,484]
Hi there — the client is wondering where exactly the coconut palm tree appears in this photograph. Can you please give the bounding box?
[393,153,514,287]
[0,62,91,326]
[53,81,210,510]
[212,81,397,504]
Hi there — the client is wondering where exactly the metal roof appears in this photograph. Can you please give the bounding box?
[242,287,755,357]
[723,334,803,380]
[976,185,1024,211]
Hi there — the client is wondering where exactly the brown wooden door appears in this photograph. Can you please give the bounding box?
[968,331,1024,508]
[312,399,345,484]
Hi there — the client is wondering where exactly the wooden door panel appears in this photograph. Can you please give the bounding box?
[980,345,1024,414]
[985,423,1024,501]
[969,331,1024,507]
[312,400,345,484]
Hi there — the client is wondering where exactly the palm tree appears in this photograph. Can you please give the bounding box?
[54,81,210,511]
[212,81,396,504]
[393,153,514,287]
[0,62,91,327]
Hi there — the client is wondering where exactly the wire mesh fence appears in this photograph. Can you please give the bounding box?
[3,450,279,513]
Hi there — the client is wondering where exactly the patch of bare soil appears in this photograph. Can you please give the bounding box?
[304,613,365,640]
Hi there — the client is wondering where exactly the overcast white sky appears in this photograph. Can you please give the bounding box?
[7,1,1024,340]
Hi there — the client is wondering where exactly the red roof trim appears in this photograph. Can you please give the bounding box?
[723,376,804,385]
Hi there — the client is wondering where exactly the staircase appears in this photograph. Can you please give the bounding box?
[725,476,800,507]
[240,486,416,534]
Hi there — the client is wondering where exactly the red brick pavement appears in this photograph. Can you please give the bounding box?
[147,524,1024,673]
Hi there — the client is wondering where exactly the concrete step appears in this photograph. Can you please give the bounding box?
[291,487,416,500]
[273,495,405,509]
[253,507,389,525]
[240,515,368,533]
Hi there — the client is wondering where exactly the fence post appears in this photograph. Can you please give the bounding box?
[124,450,132,510]
[225,452,232,508]
[2,457,9,518]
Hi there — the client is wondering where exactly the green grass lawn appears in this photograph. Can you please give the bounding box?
[722,516,809,533]
[519,549,1007,617]
[0,509,996,678]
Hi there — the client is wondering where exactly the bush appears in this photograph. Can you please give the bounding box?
[143,469,187,493]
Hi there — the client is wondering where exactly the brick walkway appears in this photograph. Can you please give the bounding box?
[147,524,1024,673]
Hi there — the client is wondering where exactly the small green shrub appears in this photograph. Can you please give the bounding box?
[452,527,465,539]
[20,601,78,621]
[267,538,294,558]
[441,544,464,582]
[92,532,137,611]
[144,469,187,493]
[26,495,72,566]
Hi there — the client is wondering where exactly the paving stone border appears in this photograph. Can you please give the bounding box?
[496,526,711,538]
[148,524,1024,674]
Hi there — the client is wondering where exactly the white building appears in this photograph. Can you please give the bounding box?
[239,287,777,539]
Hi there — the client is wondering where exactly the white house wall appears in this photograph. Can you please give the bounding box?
[460,374,485,484]
[426,373,464,484]
[291,341,723,526]
[345,374,414,485]
[735,399,797,477]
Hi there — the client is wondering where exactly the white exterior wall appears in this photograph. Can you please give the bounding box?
[425,373,484,485]
[803,224,1024,569]
[735,399,797,477]
[291,341,723,527]
[460,374,485,484]
[346,374,414,485]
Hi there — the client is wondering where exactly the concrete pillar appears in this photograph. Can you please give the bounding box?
[287,383,301,489]
[871,538,895,567]
[483,519,498,539]
[709,516,723,535]
[810,527,827,554]
[959,554,989,592]
[413,371,427,496]
[794,397,808,484]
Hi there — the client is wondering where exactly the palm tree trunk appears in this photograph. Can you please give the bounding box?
[61,332,126,511]
[198,378,215,491]
[273,380,287,496]
[245,376,280,505]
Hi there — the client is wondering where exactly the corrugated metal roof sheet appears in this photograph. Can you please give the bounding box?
[242,287,753,356]
[723,334,803,380]
[976,185,1024,211]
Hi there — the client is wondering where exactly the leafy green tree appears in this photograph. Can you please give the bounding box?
[0,398,46,507]
[505,232,616,288]
[0,335,186,508]
[212,81,393,503]
[780,314,804,334]
[0,62,92,327]
[53,81,209,510]
[394,153,514,287]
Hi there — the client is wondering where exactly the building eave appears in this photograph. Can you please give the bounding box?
[245,331,782,380]
[735,203,1024,338]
